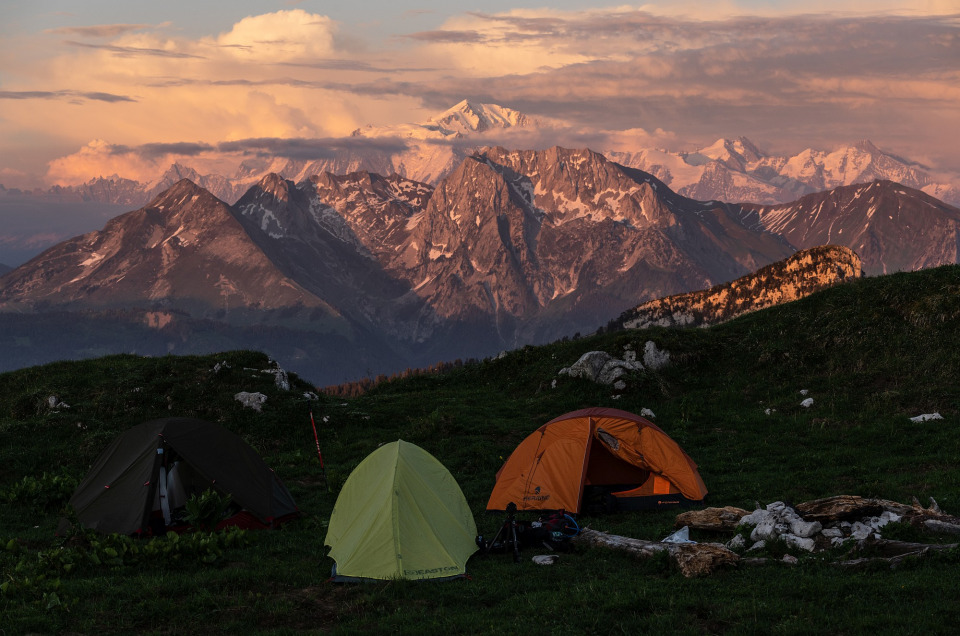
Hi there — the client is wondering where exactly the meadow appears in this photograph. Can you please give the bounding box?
[2,265,960,634]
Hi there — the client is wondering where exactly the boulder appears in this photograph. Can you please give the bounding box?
[235,391,268,412]
[559,351,643,385]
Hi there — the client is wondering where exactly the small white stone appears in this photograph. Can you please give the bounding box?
[850,521,873,541]
[801,398,814,408]
[789,518,823,538]
[782,534,816,552]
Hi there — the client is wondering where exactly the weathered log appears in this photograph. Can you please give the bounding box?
[674,506,750,531]
[834,550,929,570]
[857,536,959,557]
[794,495,915,522]
[922,519,960,536]
[575,528,739,577]
[796,495,960,526]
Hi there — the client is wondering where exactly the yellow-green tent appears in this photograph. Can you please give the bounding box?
[324,440,478,582]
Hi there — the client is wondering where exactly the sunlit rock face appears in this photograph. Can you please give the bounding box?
[619,245,864,330]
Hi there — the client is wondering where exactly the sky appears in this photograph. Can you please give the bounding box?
[0,0,958,189]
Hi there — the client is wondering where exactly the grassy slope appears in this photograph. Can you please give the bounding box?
[2,265,960,634]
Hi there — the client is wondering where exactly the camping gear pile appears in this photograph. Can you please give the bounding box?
[62,407,707,581]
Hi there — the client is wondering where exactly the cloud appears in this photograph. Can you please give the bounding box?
[216,136,410,159]
[215,9,338,61]
[64,40,204,58]
[5,5,960,189]
[46,24,152,38]
[44,135,413,185]
[405,30,486,43]
[0,90,136,103]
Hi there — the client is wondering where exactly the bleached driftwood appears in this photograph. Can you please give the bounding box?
[794,495,957,526]
[832,536,960,570]
[674,506,750,532]
[575,528,739,577]
[922,519,960,535]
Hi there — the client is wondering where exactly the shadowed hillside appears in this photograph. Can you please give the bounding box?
[2,265,960,633]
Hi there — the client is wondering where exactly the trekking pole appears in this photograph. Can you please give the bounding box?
[310,412,332,492]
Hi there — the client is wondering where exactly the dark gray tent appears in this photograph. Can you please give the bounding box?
[64,417,298,535]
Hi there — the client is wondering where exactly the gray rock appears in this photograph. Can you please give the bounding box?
[559,351,643,385]
[781,534,816,552]
[789,518,822,538]
[235,391,268,412]
[642,341,670,370]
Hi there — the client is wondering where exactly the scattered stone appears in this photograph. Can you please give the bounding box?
[741,501,821,552]
[303,392,319,400]
[46,395,70,410]
[765,408,776,415]
[849,521,874,541]
[726,534,747,550]
[782,535,816,552]
[613,380,627,390]
[641,408,656,419]
[213,361,231,373]
[782,554,799,565]
[558,350,643,385]
[235,391,267,412]
[263,365,290,391]
[800,389,809,396]
[910,412,943,423]
[642,341,670,370]
[801,398,814,408]
[532,555,559,565]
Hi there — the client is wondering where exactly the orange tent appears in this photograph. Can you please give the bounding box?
[487,407,707,513]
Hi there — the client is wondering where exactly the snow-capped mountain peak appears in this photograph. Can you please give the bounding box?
[429,100,532,135]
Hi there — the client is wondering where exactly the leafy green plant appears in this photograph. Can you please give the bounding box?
[1,471,78,512]
[183,489,233,531]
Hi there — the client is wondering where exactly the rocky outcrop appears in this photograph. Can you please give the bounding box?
[558,350,643,385]
[619,245,863,330]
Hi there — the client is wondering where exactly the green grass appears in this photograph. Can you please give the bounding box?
[3,265,960,633]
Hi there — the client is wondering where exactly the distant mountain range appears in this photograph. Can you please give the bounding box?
[3,100,956,210]
[2,100,957,270]
[3,142,960,385]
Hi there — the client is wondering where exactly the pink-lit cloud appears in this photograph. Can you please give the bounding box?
[1,4,957,188]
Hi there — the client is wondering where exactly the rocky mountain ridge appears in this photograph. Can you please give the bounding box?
[617,245,863,330]
[2,146,960,384]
